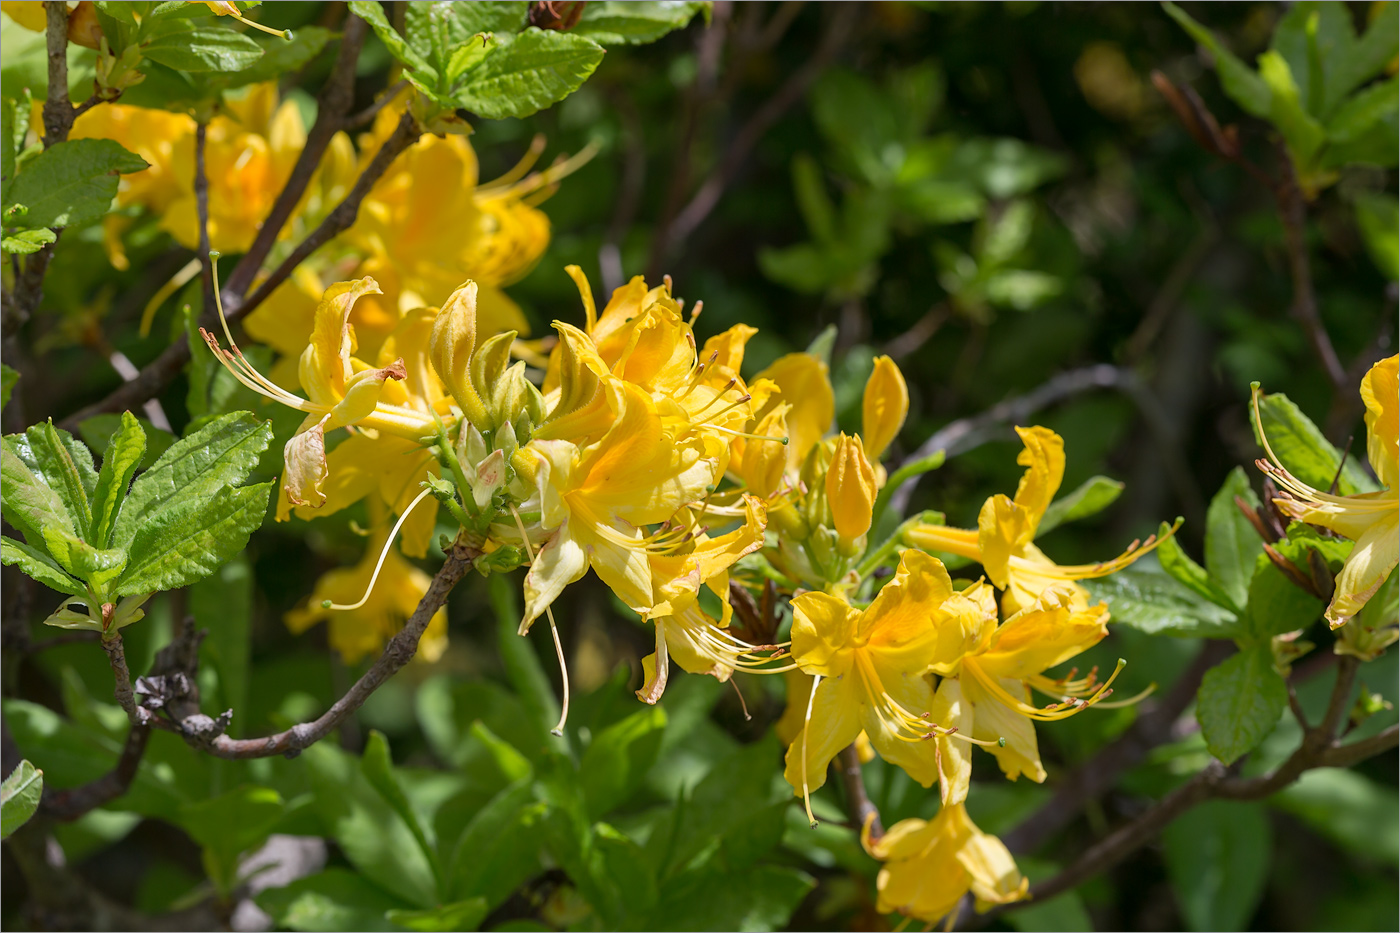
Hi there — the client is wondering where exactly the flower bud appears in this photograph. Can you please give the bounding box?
[826,433,876,543]
[862,355,908,462]
[430,281,489,427]
[736,404,790,499]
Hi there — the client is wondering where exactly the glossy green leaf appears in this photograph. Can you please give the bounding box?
[77,412,174,472]
[3,139,147,229]
[1085,562,1241,639]
[256,868,406,932]
[1328,77,1399,144]
[0,536,84,595]
[574,1,705,46]
[1326,1,1399,114]
[1204,467,1263,613]
[190,553,251,716]
[113,412,272,547]
[1354,191,1399,280]
[452,29,605,120]
[1197,644,1287,765]
[1243,553,1324,642]
[15,422,97,541]
[141,23,264,73]
[579,705,667,818]
[386,898,489,932]
[179,785,285,895]
[114,482,271,597]
[89,412,145,549]
[347,1,437,85]
[1,227,55,254]
[361,731,443,898]
[1,435,77,544]
[1,759,43,840]
[1158,535,1239,612]
[1163,800,1271,931]
[447,778,545,907]
[41,524,126,589]
[1254,391,1374,495]
[0,364,16,411]
[1037,474,1125,536]
[649,864,815,932]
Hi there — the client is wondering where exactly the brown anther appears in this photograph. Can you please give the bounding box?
[100,602,115,632]
[1263,542,1324,598]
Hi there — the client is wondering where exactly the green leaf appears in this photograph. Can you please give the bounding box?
[77,412,174,472]
[447,778,545,907]
[1,760,43,840]
[361,731,443,898]
[88,412,146,549]
[792,152,837,244]
[347,1,437,84]
[1258,50,1326,163]
[404,2,522,88]
[1,436,77,546]
[0,364,15,410]
[385,898,489,932]
[3,139,147,229]
[140,23,265,72]
[114,481,271,597]
[304,743,439,909]
[1243,553,1324,642]
[648,865,815,932]
[1272,767,1399,867]
[1354,191,1399,280]
[1197,644,1287,765]
[415,676,550,776]
[1,227,56,254]
[190,553,251,716]
[1163,3,1272,118]
[113,412,272,548]
[1,536,84,595]
[41,524,127,592]
[1162,800,1271,932]
[1037,474,1125,536]
[1204,467,1262,613]
[214,26,331,90]
[1084,562,1242,638]
[579,705,666,818]
[14,422,98,543]
[1328,77,1399,144]
[1254,391,1374,495]
[664,734,789,874]
[256,868,407,932]
[1269,1,1357,117]
[453,30,605,120]
[574,1,705,46]
[1327,1,1399,113]
[1158,535,1239,613]
[179,785,285,895]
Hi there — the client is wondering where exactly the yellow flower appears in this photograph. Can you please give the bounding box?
[908,425,1173,614]
[752,351,834,475]
[636,495,769,703]
[862,354,909,463]
[1256,354,1399,628]
[520,380,715,629]
[3,2,101,48]
[863,803,1027,926]
[933,584,1114,783]
[826,432,876,544]
[286,529,448,665]
[730,402,790,500]
[783,550,959,813]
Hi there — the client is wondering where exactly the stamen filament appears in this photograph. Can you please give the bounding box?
[511,504,570,736]
[325,486,433,612]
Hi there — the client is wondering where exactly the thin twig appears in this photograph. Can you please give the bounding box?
[1273,148,1346,395]
[660,3,857,264]
[345,78,409,129]
[151,543,476,759]
[194,121,214,316]
[224,13,368,299]
[100,633,141,724]
[58,109,420,431]
[838,744,883,841]
[41,723,150,821]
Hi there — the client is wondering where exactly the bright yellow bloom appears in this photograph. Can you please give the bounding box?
[636,495,769,703]
[345,94,558,348]
[285,529,448,665]
[3,2,101,48]
[783,550,960,809]
[752,352,834,475]
[863,802,1027,926]
[521,380,715,629]
[908,425,1172,615]
[826,432,876,544]
[862,354,909,463]
[932,584,1114,783]
[1256,354,1399,628]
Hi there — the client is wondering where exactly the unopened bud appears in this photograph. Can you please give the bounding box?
[826,433,876,543]
[862,355,908,462]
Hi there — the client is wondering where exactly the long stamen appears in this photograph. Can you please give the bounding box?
[219,5,292,38]
[511,504,570,736]
[324,486,433,611]
[139,257,202,336]
[801,673,823,828]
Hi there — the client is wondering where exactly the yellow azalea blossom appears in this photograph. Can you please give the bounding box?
[636,495,770,703]
[202,275,440,512]
[285,528,448,665]
[345,94,561,347]
[1256,354,1399,628]
[277,307,448,557]
[752,351,835,475]
[908,425,1173,615]
[783,549,964,815]
[862,354,909,463]
[932,583,1115,783]
[3,2,101,48]
[863,802,1028,926]
[827,432,876,544]
[521,379,715,630]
